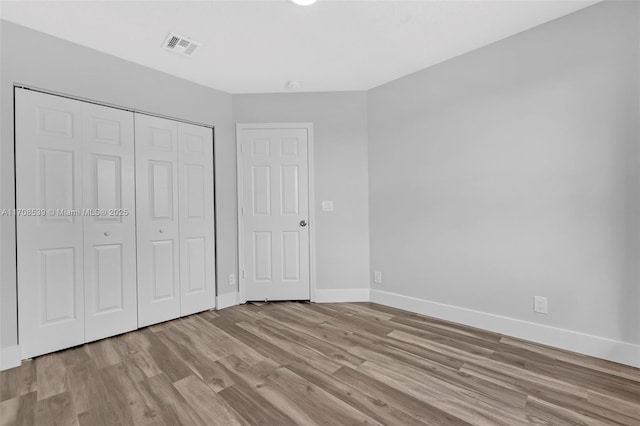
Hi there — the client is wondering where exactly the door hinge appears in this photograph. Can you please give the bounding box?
[240,144,244,153]
[241,207,244,216]
[242,270,246,278]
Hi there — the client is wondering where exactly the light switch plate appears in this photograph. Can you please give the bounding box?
[322,200,334,212]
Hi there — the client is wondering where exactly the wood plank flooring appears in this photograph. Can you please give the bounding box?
[1,302,639,425]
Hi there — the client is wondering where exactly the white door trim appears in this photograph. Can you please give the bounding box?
[14,84,214,129]
[236,123,316,304]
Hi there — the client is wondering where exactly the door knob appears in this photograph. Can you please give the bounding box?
[159,228,165,233]
[104,231,111,237]
[299,220,307,227]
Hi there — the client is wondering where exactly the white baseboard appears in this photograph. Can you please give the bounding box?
[370,289,640,368]
[1,345,22,371]
[314,288,370,303]
[217,292,239,310]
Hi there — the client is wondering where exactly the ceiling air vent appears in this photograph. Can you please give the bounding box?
[162,32,200,56]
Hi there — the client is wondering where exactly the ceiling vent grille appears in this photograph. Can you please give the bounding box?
[162,32,200,56]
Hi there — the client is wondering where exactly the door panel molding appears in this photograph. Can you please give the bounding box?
[236,123,316,303]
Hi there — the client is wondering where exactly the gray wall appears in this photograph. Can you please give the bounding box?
[368,1,640,344]
[234,92,370,292]
[0,21,238,349]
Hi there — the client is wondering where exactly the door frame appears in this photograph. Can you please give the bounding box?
[236,123,316,304]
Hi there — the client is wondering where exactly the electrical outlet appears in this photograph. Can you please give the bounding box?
[374,271,382,284]
[534,296,548,314]
[229,273,236,286]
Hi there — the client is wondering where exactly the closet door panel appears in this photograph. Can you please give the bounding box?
[82,102,137,342]
[16,89,85,358]
[178,123,215,315]
[135,114,181,327]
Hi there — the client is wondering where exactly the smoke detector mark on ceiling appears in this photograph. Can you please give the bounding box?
[163,32,200,56]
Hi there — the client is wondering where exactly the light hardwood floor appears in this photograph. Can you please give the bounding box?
[1,302,639,425]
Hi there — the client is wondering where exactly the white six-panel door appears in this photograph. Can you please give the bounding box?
[16,89,86,358]
[238,126,311,301]
[178,122,216,316]
[82,102,137,343]
[135,114,181,326]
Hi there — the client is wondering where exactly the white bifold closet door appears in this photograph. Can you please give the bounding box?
[135,114,215,327]
[82,102,137,343]
[177,123,216,316]
[16,89,137,358]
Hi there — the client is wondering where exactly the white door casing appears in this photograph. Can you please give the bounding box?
[237,123,314,302]
[16,89,86,358]
[135,113,181,327]
[177,122,216,316]
[82,102,137,342]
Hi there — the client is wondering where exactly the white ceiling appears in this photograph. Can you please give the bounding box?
[1,0,599,94]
